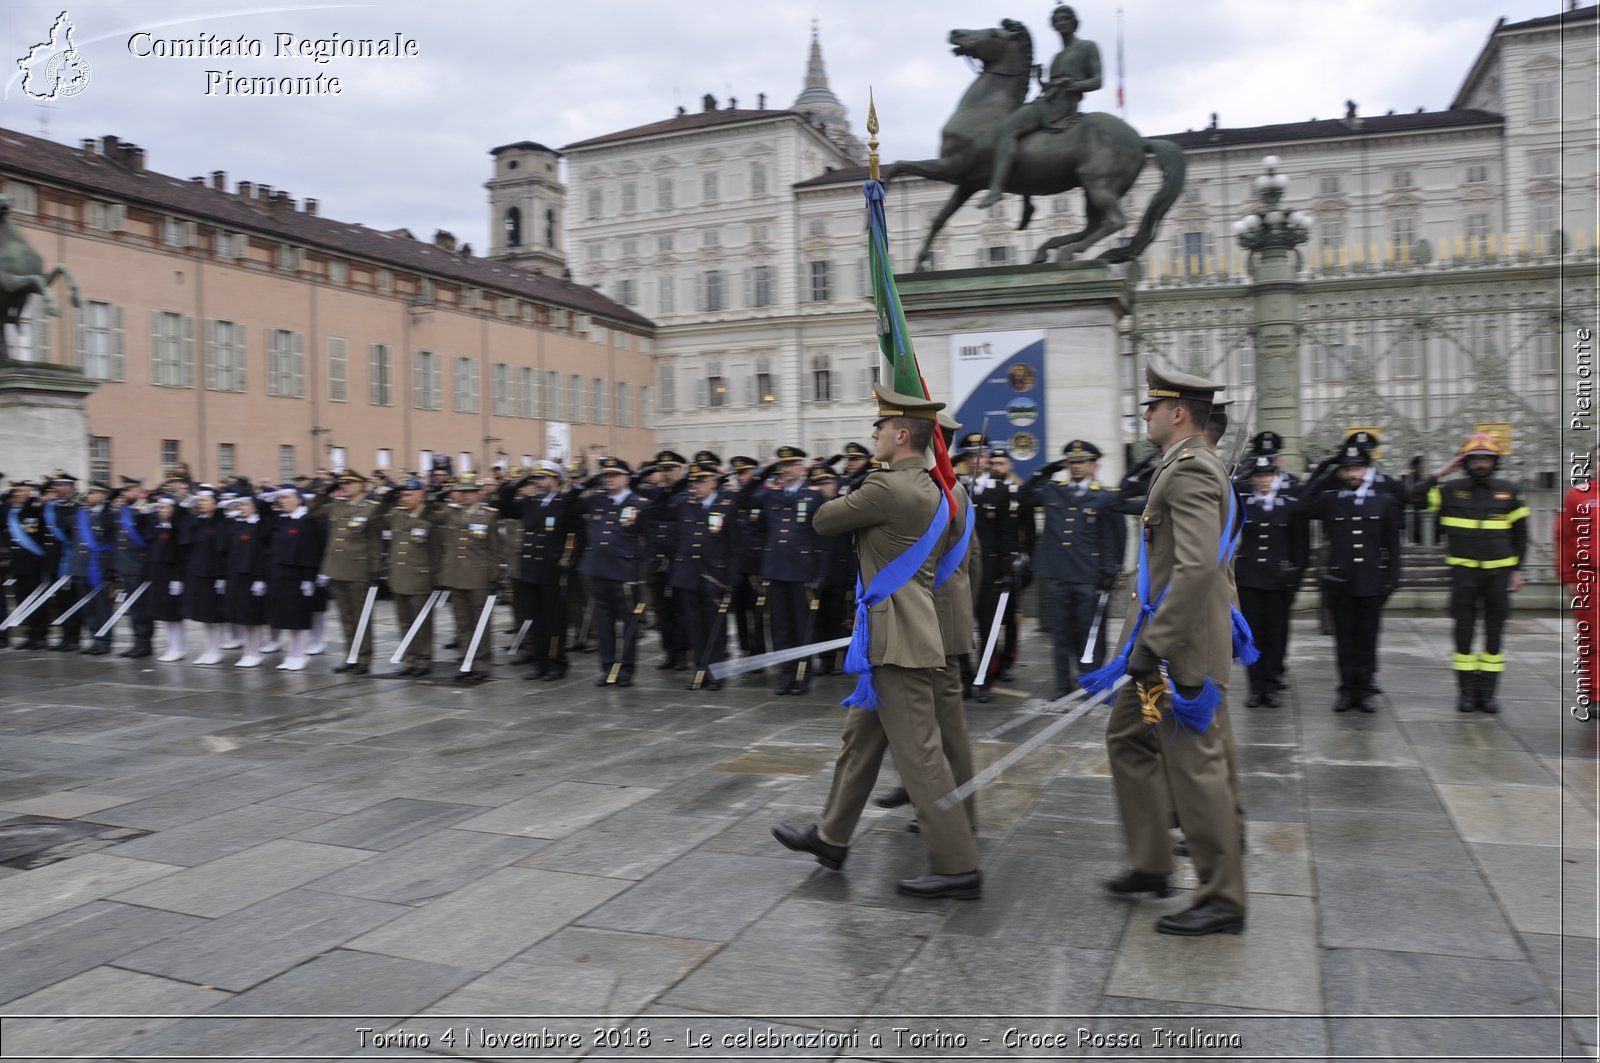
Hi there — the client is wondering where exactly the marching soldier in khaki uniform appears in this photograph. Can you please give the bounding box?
[773,385,981,900]
[385,477,442,677]
[1103,367,1246,936]
[436,474,502,681]
[311,470,384,674]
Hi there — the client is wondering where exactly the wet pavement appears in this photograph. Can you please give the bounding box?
[0,611,1593,1061]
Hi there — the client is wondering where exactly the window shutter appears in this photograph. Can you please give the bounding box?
[694,272,705,312]
[744,374,755,407]
[74,303,85,369]
[695,377,708,408]
[205,319,219,391]
[110,305,124,380]
[292,331,304,397]
[234,322,246,391]
[111,204,125,231]
[801,370,815,402]
[180,315,194,387]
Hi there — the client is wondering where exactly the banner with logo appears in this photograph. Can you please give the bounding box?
[949,329,1048,478]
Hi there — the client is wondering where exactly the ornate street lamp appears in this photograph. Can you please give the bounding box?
[1233,156,1311,471]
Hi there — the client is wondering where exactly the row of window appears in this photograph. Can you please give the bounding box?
[606,260,878,313]
[583,163,773,220]
[654,357,883,414]
[59,302,648,425]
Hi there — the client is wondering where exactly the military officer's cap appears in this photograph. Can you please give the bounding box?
[337,470,368,484]
[988,445,1011,459]
[1246,454,1277,475]
[153,493,178,506]
[1249,431,1284,456]
[397,477,426,491]
[693,450,721,467]
[687,461,721,481]
[936,411,963,433]
[959,431,988,453]
[118,475,144,487]
[194,484,219,497]
[8,479,37,490]
[84,480,111,494]
[1344,430,1380,453]
[843,442,872,459]
[1139,365,1224,406]
[653,450,687,468]
[163,467,187,481]
[729,455,759,472]
[596,456,632,475]
[532,460,563,478]
[48,470,78,485]
[1337,444,1372,467]
[507,465,532,478]
[449,472,483,491]
[871,383,945,424]
[1063,439,1102,462]
[807,465,837,484]
[774,445,808,464]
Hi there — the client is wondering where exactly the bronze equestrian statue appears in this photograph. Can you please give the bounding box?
[0,194,79,362]
[885,10,1185,270]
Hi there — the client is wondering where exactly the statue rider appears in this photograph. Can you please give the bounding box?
[977,5,1103,210]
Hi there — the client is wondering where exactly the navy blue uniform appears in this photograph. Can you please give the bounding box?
[223,514,271,627]
[730,476,767,659]
[68,502,115,650]
[110,501,154,653]
[181,510,228,624]
[1304,476,1403,703]
[652,488,743,674]
[739,480,824,679]
[496,482,580,673]
[580,489,648,681]
[146,516,189,624]
[266,508,325,631]
[969,473,1032,681]
[1235,486,1309,699]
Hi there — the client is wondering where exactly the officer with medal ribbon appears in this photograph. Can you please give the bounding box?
[63,480,114,656]
[580,456,649,687]
[649,459,743,690]
[496,461,579,682]
[3,479,50,649]
[1096,366,1247,936]
[109,477,154,658]
[436,473,501,682]
[772,384,981,901]
[726,456,767,666]
[309,470,384,675]
[42,472,81,650]
[1234,455,1309,706]
[738,445,825,694]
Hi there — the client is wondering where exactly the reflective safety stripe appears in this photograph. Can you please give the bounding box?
[1505,505,1530,523]
[1478,652,1506,673]
[1426,487,1442,512]
[1446,555,1520,569]
[1452,652,1479,672]
[1440,515,1518,530]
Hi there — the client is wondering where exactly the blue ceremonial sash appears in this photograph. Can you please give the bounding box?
[840,491,953,711]
[933,495,972,588]
[43,501,72,578]
[6,507,44,557]
[119,504,147,549]
[76,508,107,589]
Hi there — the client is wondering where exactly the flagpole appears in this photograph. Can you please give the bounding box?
[1116,8,1127,120]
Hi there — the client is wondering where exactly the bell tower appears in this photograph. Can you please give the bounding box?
[485,141,566,274]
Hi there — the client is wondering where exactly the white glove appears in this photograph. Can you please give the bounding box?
[214,579,226,593]
[168,580,183,595]
[250,580,266,597]
[300,580,313,597]
[315,574,331,588]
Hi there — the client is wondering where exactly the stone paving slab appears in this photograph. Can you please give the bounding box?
[0,790,135,819]
[0,965,231,1060]
[303,828,548,906]
[0,852,180,934]
[110,839,372,917]
[453,781,657,839]
[0,900,204,1004]
[106,802,338,866]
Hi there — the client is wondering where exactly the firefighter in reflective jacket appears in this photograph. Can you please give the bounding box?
[1411,433,1528,713]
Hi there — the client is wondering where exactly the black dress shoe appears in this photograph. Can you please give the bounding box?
[1333,690,1354,713]
[788,682,809,697]
[354,664,369,676]
[455,670,489,684]
[616,675,633,688]
[1156,902,1245,936]
[596,675,614,687]
[1245,692,1264,707]
[773,682,794,696]
[874,786,912,809]
[976,686,992,704]
[52,642,78,652]
[906,818,920,834]
[1261,691,1281,708]
[1104,870,1173,898]
[411,666,432,678]
[1355,696,1377,714]
[656,658,677,670]
[897,870,981,899]
[83,645,110,656]
[542,664,568,681]
[704,679,723,691]
[116,647,137,658]
[444,638,461,649]
[126,646,152,659]
[998,666,1015,682]
[771,823,847,870]
[672,661,689,672]
[333,662,357,673]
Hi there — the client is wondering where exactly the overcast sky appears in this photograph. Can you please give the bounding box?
[0,0,1570,251]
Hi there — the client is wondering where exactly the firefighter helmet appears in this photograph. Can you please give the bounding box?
[1458,433,1502,460]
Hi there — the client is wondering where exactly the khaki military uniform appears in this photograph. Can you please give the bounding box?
[312,494,384,665]
[437,502,503,672]
[931,485,978,829]
[813,457,979,875]
[1104,433,1245,914]
[386,503,442,670]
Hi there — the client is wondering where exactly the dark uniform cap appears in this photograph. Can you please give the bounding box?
[153,494,178,506]
[988,445,1011,459]
[48,470,78,485]
[595,455,632,475]
[687,461,721,480]
[1249,431,1284,456]
[871,383,945,423]
[729,455,759,472]
[692,450,721,467]
[1062,439,1102,462]
[118,475,145,487]
[1337,444,1372,468]
[1246,454,1277,475]
[807,464,837,484]
[1344,430,1380,453]
[1139,365,1225,406]
[397,478,425,491]
[843,442,872,459]
[959,432,988,453]
[9,479,38,490]
[774,445,808,464]
[653,450,687,468]
[85,480,112,493]
[337,470,368,484]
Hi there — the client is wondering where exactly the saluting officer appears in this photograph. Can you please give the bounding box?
[385,477,443,678]
[838,442,873,493]
[1303,442,1403,712]
[638,450,691,672]
[810,464,855,677]
[436,474,502,681]
[3,480,50,650]
[1023,439,1128,699]
[109,477,154,657]
[659,460,743,690]
[1236,455,1309,706]
[68,480,115,655]
[41,472,81,650]
[726,456,767,665]
[969,444,1032,696]
[310,471,384,674]
[581,457,649,687]
[740,445,824,695]
[220,492,271,668]
[1413,433,1528,713]
[266,485,325,671]
[496,461,579,682]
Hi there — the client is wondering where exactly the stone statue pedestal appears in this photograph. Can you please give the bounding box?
[895,261,1133,479]
[0,360,97,480]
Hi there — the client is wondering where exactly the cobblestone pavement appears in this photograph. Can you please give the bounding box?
[0,611,1593,1061]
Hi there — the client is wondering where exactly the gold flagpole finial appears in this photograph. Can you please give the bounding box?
[867,89,880,181]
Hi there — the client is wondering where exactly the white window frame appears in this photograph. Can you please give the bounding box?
[328,336,348,402]
[150,311,193,388]
[76,300,124,380]
[266,328,304,397]
[369,343,393,406]
[205,319,247,393]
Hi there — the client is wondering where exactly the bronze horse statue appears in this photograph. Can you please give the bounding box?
[885,20,1185,270]
[0,194,79,362]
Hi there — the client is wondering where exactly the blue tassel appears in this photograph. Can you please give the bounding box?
[1230,605,1260,666]
[1170,676,1221,733]
[1079,652,1128,697]
[841,673,879,710]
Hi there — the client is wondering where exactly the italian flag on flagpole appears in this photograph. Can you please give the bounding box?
[862,94,959,520]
